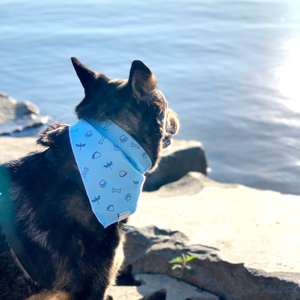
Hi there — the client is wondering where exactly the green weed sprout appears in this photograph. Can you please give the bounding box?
[169,254,197,279]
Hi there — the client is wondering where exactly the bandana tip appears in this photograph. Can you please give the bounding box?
[118,211,130,222]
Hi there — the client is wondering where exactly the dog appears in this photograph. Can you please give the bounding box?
[0,57,179,300]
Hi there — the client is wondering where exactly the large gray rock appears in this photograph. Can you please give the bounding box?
[122,225,300,300]
[144,140,207,191]
[130,172,300,275]
[15,101,40,116]
[0,92,51,135]
[127,172,300,300]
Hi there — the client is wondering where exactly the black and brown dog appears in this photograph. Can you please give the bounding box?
[0,58,179,300]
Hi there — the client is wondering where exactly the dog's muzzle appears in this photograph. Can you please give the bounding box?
[162,109,179,149]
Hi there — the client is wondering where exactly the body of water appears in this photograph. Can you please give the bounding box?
[1,0,300,194]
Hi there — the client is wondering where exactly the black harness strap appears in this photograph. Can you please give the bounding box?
[0,165,52,290]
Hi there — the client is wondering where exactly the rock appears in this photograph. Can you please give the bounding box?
[186,299,216,300]
[127,172,300,300]
[135,274,218,300]
[109,274,218,300]
[138,288,167,300]
[15,101,39,116]
[121,225,300,300]
[144,140,207,191]
[130,172,300,275]
[0,92,17,123]
[0,92,51,136]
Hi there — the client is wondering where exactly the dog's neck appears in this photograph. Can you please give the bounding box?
[86,119,152,174]
[46,119,152,228]
[45,119,154,189]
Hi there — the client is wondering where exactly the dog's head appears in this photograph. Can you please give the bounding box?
[71,57,179,171]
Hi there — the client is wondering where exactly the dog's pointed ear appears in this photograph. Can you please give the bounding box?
[128,60,157,100]
[71,57,97,91]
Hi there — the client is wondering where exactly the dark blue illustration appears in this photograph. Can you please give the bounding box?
[119,171,128,177]
[91,195,101,204]
[119,135,128,143]
[125,193,131,201]
[85,130,93,137]
[82,167,89,178]
[102,121,111,131]
[126,156,131,163]
[98,135,105,144]
[112,188,121,193]
[99,179,107,188]
[107,205,114,211]
[92,151,101,159]
[76,143,86,151]
[114,145,120,151]
[131,142,140,149]
[133,180,139,188]
[71,128,78,132]
[142,152,148,159]
[104,161,113,170]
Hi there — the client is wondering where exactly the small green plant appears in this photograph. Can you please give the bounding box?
[169,254,197,279]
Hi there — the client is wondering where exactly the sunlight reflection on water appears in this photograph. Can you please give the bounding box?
[277,36,300,113]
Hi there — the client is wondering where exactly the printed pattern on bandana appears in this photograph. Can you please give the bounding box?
[69,119,152,228]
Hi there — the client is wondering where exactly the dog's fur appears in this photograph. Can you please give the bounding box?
[0,58,179,300]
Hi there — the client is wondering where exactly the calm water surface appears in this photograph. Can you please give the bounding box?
[1,0,300,194]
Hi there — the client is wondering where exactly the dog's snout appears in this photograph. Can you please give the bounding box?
[166,109,179,135]
[162,109,179,149]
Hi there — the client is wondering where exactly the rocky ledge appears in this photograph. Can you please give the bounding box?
[0,92,51,136]
[0,137,299,300]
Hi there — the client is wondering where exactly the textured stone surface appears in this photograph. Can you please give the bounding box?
[144,140,207,191]
[122,225,300,300]
[108,274,218,300]
[130,172,300,274]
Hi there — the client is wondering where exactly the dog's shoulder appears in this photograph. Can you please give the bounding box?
[36,122,69,148]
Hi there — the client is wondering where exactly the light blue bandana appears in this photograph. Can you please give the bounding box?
[69,119,152,228]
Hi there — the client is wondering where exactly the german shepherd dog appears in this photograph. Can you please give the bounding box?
[0,58,179,300]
